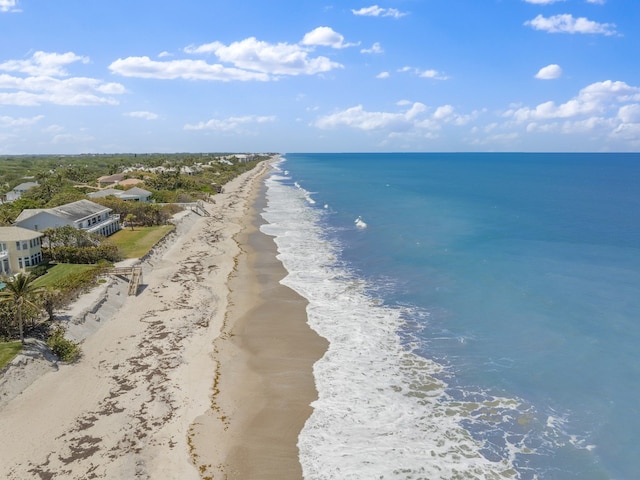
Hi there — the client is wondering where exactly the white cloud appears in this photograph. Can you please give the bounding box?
[352,5,407,19]
[109,56,270,81]
[617,104,640,123]
[361,42,383,54]
[535,64,563,80]
[525,14,617,35]
[0,73,125,106]
[184,114,276,132]
[398,66,449,80]
[314,102,476,137]
[0,0,19,13]
[0,114,44,127]
[179,34,344,77]
[158,51,173,58]
[501,80,640,144]
[0,51,89,76]
[125,111,159,120]
[586,0,605,4]
[376,71,390,79]
[301,26,356,49]
[0,51,124,106]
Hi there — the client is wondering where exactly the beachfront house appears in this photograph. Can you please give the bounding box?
[14,199,121,237]
[0,226,44,275]
[88,187,152,203]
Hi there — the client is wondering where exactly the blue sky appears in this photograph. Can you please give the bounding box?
[1,0,639,153]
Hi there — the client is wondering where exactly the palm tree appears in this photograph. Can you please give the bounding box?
[0,273,46,344]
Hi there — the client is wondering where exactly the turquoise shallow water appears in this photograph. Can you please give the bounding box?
[261,152,640,480]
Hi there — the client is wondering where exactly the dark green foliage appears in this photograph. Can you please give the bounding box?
[91,197,170,226]
[46,325,81,362]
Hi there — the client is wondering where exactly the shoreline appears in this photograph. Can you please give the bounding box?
[190,173,328,478]
[0,159,318,479]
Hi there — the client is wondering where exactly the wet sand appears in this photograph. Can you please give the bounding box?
[190,183,328,479]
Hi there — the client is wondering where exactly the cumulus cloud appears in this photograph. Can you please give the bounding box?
[0,0,19,13]
[398,66,449,80]
[0,114,44,127]
[184,114,276,132]
[506,80,640,123]
[0,51,89,76]
[525,14,617,35]
[0,52,126,106]
[535,64,562,79]
[116,28,347,82]
[301,26,356,49]
[502,80,640,144]
[361,42,384,54]
[352,5,407,19]
[125,111,159,120]
[376,71,390,79]
[109,56,270,81]
[314,102,475,136]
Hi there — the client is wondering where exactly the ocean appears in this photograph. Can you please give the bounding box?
[259,153,640,480]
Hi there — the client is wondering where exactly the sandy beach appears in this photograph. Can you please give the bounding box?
[0,158,325,479]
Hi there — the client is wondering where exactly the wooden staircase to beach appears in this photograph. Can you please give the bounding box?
[104,266,143,296]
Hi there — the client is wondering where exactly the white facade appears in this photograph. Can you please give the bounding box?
[14,199,121,237]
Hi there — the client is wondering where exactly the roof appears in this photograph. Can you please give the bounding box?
[87,188,123,199]
[15,199,111,224]
[12,182,39,191]
[0,226,44,241]
[87,187,151,200]
[123,187,151,196]
[97,173,125,183]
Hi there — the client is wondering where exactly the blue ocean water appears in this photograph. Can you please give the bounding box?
[260,153,640,480]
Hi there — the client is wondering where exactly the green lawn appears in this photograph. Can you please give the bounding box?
[33,263,97,289]
[109,225,175,259]
[0,341,22,370]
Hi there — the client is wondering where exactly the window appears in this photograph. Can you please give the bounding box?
[25,258,31,267]
[18,258,23,268]
[16,241,21,250]
[22,241,28,250]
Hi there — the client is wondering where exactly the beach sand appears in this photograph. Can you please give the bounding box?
[0,158,325,479]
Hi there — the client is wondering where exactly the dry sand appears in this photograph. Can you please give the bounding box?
[0,158,325,479]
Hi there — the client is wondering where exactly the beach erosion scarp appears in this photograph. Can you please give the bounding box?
[0,157,324,479]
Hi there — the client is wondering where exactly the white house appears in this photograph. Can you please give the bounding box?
[3,181,39,203]
[0,226,44,275]
[14,199,121,237]
[88,187,152,202]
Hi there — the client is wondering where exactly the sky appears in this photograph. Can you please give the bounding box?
[1,0,639,154]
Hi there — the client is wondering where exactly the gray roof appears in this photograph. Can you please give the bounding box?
[12,182,39,191]
[15,199,111,223]
[88,187,151,200]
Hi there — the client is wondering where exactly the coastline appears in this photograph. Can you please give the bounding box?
[0,158,320,479]
[190,176,328,478]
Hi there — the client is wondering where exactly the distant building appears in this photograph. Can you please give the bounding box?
[0,226,44,275]
[14,199,121,237]
[97,173,126,187]
[88,187,152,202]
[3,181,39,203]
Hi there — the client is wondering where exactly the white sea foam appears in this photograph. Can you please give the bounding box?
[354,216,367,229]
[260,162,534,479]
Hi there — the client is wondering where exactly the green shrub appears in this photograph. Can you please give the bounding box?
[47,326,81,362]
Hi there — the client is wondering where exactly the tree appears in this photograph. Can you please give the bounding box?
[0,273,46,344]
[124,213,136,230]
